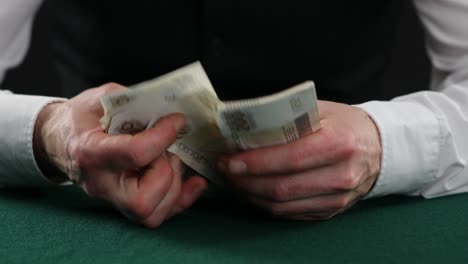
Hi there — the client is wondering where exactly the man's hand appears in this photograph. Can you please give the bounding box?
[33,83,207,228]
[218,101,381,220]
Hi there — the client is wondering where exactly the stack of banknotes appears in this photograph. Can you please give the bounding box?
[100,62,320,185]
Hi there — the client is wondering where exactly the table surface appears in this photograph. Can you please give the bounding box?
[1,186,467,264]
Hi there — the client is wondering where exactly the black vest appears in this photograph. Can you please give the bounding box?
[45,0,429,103]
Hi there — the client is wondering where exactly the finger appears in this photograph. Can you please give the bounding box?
[167,153,186,177]
[168,175,208,217]
[139,154,184,228]
[219,126,347,176]
[245,176,374,219]
[77,169,145,222]
[226,161,365,202]
[116,154,175,220]
[83,113,185,169]
[78,169,116,199]
[287,196,361,221]
[287,211,338,221]
[247,191,359,218]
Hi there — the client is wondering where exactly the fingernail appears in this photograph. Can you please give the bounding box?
[229,160,247,175]
[174,114,185,131]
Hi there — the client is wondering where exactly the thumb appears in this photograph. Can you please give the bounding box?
[89,113,186,169]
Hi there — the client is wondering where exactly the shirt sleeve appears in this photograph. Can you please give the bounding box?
[0,0,68,187]
[0,93,66,187]
[358,0,468,198]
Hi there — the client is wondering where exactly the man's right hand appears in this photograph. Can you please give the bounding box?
[33,83,208,228]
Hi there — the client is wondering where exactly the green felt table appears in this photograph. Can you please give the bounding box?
[0,186,467,263]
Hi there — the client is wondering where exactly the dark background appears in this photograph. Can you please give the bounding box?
[1,2,430,98]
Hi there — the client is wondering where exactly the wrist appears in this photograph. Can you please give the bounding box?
[33,102,69,183]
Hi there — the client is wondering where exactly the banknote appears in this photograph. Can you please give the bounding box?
[101,62,228,186]
[216,81,320,151]
[100,62,320,185]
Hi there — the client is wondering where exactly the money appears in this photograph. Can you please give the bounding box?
[216,81,320,151]
[101,62,227,186]
[100,62,320,185]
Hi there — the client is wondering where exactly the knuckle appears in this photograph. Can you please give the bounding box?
[336,132,359,159]
[101,82,124,92]
[333,165,360,191]
[128,193,154,219]
[330,195,352,211]
[270,182,291,202]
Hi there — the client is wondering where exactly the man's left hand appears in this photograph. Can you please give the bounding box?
[218,101,382,220]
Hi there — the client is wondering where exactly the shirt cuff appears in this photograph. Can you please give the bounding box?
[355,101,441,198]
[0,93,67,187]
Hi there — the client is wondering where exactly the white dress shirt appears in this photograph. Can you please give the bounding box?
[1,0,468,199]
